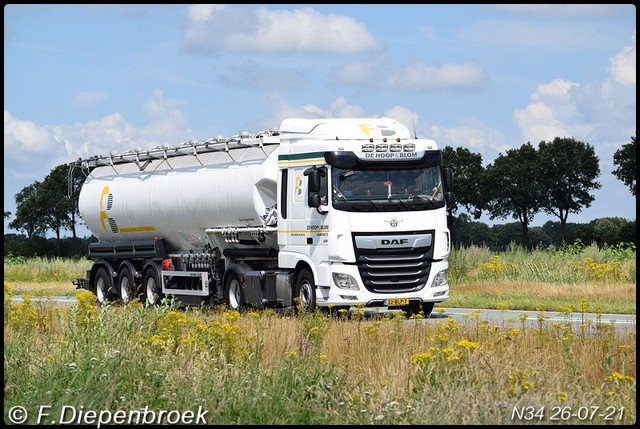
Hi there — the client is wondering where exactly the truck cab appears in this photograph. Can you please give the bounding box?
[276,118,455,316]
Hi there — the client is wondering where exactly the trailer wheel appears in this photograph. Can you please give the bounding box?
[94,267,114,305]
[118,266,136,304]
[143,265,163,306]
[293,268,316,313]
[225,272,245,311]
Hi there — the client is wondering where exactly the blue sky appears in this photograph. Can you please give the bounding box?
[4,4,636,238]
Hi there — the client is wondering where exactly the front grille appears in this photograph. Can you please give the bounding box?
[354,231,433,293]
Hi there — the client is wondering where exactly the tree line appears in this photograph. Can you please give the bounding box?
[4,134,636,258]
[443,134,635,248]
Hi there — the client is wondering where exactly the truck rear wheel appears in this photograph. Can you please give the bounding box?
[94,267,115,305]
[293,268,316,313]
[118,266,136,304]
[225,272,245,311]
[143,265,163,306]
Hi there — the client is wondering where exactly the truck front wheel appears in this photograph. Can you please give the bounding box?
[402,301,435,318]
[225,272,245,311]
[422,302,435,317]
[293,268,316,313]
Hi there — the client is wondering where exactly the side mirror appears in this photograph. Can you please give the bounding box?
[304,167,321,193]
[443,167,454,192]
[445,191,456,208]
[308,194,321,208]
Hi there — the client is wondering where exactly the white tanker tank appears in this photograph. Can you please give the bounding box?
[77,136,280,252]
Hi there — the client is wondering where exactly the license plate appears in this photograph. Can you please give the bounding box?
[385,298,409,306]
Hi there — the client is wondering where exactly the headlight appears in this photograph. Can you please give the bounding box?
[431,269,448,287]
[332,273,360,290]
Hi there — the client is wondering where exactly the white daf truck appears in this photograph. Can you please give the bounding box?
[71,117,455,316]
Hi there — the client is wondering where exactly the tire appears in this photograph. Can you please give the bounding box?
[402,302,435,318]
[143,265,163,306]
[94,266,115,305]
[422,302,435,318]
[293,268,316,313]
[401,302,421,318]
[118,265,136,304]
[225,272,245,311]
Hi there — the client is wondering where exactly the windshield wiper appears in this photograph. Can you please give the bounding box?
[407,195,438,209]
[388,197,409,210]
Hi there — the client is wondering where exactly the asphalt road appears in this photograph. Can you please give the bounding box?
[11,295,636,332]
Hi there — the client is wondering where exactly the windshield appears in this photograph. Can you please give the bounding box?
[331,166,444,212]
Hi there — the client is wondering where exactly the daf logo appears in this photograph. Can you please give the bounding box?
[384,217,403,228]
[381,238,409,246]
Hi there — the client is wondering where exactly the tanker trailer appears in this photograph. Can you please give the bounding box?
[71,117,455,316]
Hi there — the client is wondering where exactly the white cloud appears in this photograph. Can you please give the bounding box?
[333,57,489,92]
[532,79,583,120]
[7,69,191,164]
[608,31,636,86]
[4,110,53,154]
[183,5,378,55]
[514,31,636,148]
[513,101,572,144]
[187,4,226,22]
[255,94,370,130]
[53,112,133,162]
[73,91,108,107]
[513,79,601,144]
[382,106,419,135]
[332,58,380,85]
[386,60,488,92]
[428,120,508,163]
[47,90,193,164]
[328,97,367,118]
[140,89,191,144]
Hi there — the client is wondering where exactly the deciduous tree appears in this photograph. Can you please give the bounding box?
[441,146,486,218]
[612,133,636,196]
[9,183,47,239]
[484,142,543,249]
[537,137,601,243]
[41,165,77,255]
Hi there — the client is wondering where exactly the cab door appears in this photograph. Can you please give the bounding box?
[278,166,330,285]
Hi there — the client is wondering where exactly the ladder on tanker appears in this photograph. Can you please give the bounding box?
[70,128,281,172]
